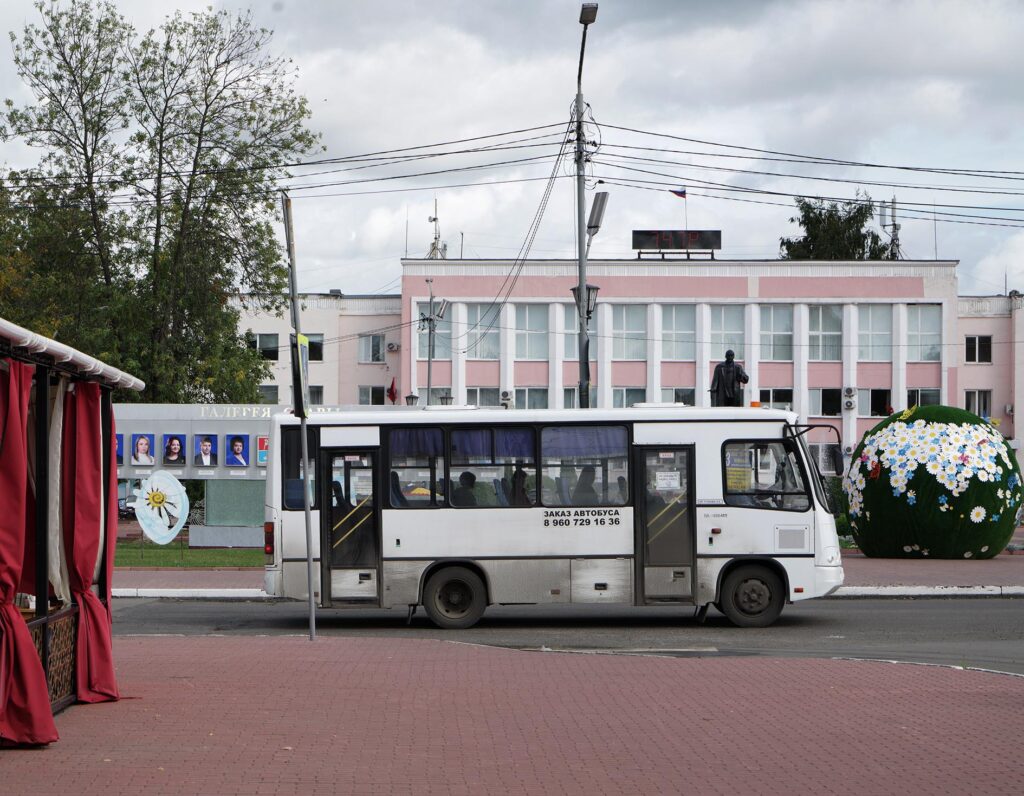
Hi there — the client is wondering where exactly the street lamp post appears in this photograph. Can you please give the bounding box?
[575,4,598,407]
[420,278,449,406]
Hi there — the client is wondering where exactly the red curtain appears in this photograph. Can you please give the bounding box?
[0,360,58,745]
[61,383,119,703]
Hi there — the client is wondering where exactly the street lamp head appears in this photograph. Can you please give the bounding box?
[405,394,419,406]
[586,191,609,236]
[436,299,450,319]
[570,283,600,318]
[579,3,598,25]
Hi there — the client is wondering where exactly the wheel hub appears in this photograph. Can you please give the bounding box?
[737,579,770,614]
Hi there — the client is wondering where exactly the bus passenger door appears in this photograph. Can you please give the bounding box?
[321,450,380,607]
[635,446,695,603]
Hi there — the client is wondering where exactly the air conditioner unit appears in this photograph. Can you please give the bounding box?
[386,342,400,352]
[843,386,856,397]
[844,398,856,410]
[500,389,514,409]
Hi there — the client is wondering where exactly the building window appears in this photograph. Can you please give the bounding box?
[257,384,279,404]
[358,385,386,405]
[907,388,940,407]
[965,335,992,363]
[248,333,279,361]
[308,386,324,405]
[858,305,892,361]
[514,387,548,409]
[358,334,385,363]
[613,387,646,407]
[760,305,793,361]
[907,305,941,361]
[809,305,842,361]
[965,389,992,418]
[466,303,500,360]
[612,305,647,360]
[809,388,841,416]
[563,386,596,408]
[858,388,892,417]
[421,387,452,405]
[661,387,696,405]
[710,305,744,359]
[563,304,597,360]
[662,305,696,360]
[759,388,793,410]
[416,302,452,360]
[306,333,324,362]
[466,387,500,407]
[515,304,549,360]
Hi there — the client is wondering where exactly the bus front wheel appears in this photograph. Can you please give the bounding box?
[422,566,487,629]
[718,565,785,628]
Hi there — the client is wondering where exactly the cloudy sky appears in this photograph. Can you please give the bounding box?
[2,0,1023,296]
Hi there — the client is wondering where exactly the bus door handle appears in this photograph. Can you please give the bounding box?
[358,572,372,582]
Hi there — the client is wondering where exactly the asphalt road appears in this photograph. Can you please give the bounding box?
[112,596,1024,676]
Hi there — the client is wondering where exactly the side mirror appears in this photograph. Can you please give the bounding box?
[831,447,845,476]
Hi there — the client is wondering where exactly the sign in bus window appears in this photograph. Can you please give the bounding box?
[722,441,810,512]
[541,425,629,507]
[389,428,445,507]
[450,428,537,507]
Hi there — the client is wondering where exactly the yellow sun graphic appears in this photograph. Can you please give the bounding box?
[145,489,167,509]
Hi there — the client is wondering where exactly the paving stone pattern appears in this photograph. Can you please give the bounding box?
[4,637,1023,794]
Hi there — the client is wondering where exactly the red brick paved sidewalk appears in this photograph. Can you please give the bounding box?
[5,637,1023,794]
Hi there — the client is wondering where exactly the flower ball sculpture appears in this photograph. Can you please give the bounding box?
[843,405,1023,559]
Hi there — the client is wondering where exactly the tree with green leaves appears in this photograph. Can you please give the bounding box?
[1,0,321,402]
[779,193,895,261]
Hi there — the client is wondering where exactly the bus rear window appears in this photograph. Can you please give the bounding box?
[281,426,319,510]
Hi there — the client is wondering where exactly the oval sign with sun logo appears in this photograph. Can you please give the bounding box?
[133,470,190,545]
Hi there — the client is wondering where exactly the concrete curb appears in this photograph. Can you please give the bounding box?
[110,586,1024,600]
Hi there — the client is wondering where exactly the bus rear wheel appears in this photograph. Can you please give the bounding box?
[719,565,785,628]
[422,566,487,629]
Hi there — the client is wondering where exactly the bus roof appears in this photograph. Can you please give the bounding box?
[271,405,799,427]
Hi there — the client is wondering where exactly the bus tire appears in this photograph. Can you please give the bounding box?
[422,566,487,629]
[719,565,784,628]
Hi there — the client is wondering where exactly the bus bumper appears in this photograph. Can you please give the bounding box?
[816,564,845,597]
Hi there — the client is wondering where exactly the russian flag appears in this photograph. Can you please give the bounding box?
[670,188,687,199]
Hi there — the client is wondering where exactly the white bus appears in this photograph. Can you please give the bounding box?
[263,406,844,628]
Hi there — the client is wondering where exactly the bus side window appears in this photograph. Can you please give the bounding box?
[450,427,537,508]
[388,427,445,508]
[722,440,809,512]
[281,426,318,510]
[540,425,629,507]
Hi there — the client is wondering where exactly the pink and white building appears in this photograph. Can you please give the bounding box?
[241,255,1024,465]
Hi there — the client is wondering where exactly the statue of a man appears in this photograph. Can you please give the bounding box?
[710,349,749,407]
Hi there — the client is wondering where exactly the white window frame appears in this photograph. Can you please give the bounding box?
[662,305,696,361]
[857,388,892,417]
[710,304,745,359]
[466,387,500,407]
[563,304,597,360]
[612,387,647,407]
[965,335,992,364]
[257,384,279,404]
[515,304,549,361]
[907,305,941,362]
[514,387,548,409]
[306,333,324,362]
[760,305,793,362]
[612,305,647,360]
[808,305,842,361]
[965,389,992,417]
[808,388,841,417]
[661,387,696,405]
[858,305,892,361]
[758,387,793,410]
[416,302,452,360]
[466,303,500,360]
[250,332,279,361]
[358,385,386,405]
[358,334,385,363]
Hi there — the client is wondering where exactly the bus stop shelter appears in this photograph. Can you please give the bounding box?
[0,317,143,745]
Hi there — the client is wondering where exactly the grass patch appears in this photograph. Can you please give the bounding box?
[115,540,263,568]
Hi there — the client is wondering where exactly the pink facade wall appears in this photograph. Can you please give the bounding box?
[416,361,452,386]
[759,362,794,388]
[808,362,843,388]
[514,361,547,385]
[759,277,925,298]
[661,362,696,386]
[611,361,647,386]
[905,363,941,387]
[856,362,891,388]
[466,361,500,385]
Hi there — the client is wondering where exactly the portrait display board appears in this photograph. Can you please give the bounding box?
[130,433,156,466]
[162,433,187,466]
[225,434,250,467]
[193,434,218,467]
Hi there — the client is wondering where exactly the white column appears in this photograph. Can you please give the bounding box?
[745,303,760,406]
[597,302,613,409]
[451,302,467,405]
[892,303,908,411]
[696,303,711,407]
[794,303,809,421]
[648,303,662,403]
[842,304,859,451]
[940,298,956,406]
[549,302,563,408]
[500,303,515,400]
[1012,298,1024,440]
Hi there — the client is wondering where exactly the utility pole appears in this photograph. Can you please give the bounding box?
[281,190,316,642]
[575,4,598,408]
[419,278,449,406]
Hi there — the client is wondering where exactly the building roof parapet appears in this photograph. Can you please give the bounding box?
[958,295,1015,317]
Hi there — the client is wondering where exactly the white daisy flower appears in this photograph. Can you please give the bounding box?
[970,506,986,523]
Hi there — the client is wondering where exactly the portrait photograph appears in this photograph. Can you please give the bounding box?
[193,434,218,467]
[115,434,124,466]
[162,433,187,466]
[225,434,250,467]
[130,433,156,466]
